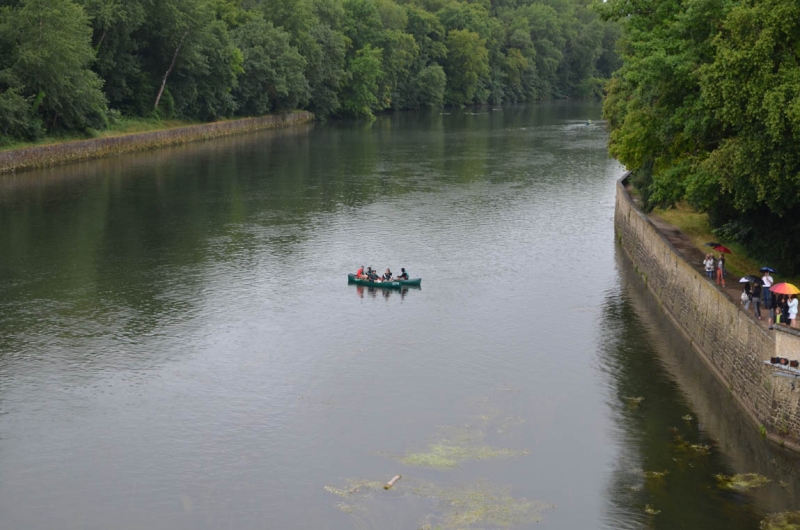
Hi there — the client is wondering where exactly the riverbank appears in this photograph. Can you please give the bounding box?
[615,173,800,451]
[0,111,314,174]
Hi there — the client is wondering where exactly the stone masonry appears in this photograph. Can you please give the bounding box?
[615,176,800,448]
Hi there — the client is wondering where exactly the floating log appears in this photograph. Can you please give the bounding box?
[384,475,402,490]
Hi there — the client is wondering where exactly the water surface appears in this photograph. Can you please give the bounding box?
[0,104,797,530]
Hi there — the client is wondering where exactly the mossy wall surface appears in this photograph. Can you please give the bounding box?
[615,177,800,447]
[0,111,313,174]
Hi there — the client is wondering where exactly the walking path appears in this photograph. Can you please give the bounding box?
[648,213,772,329]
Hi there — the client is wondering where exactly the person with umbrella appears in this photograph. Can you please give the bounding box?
[716,253,726,287]
[741,279,752,310]
[770,282,799,328]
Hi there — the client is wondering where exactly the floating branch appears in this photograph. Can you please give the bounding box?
[384,475,402,490]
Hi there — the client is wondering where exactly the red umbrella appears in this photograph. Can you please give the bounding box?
[713,245,732,254]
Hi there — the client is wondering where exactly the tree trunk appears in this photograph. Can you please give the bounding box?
[154,31,188,111]
[96,29,108,51]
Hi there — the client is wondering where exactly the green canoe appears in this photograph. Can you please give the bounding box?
[347,274,422,288]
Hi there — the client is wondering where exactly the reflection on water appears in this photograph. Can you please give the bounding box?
[0,103,797,530]
[354,284,421,300]
[598,246,800,529]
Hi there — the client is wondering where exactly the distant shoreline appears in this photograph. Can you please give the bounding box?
[0,111,314,175]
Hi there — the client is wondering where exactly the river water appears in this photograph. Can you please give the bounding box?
[0,104,797,530]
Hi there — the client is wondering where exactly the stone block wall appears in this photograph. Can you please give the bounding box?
[0,111,313,174]
[615,177,800,448]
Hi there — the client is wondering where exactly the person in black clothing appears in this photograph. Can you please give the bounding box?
[752,282,762,319]
[781,295,790,326]
[397,267,409,280]
[383,268,392,281]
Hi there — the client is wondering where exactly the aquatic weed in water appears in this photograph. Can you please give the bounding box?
[325,477,554,528]
[413,480,555,528]
[715,473,771,490]
[625,396,645,408]
[398,424,527,469]
[760,511,800,529]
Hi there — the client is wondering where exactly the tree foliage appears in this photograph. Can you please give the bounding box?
[0,0,106,137]
[0,0,620,142]
[603,0,800,273]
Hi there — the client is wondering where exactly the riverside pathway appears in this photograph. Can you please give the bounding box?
[647,214,772,330]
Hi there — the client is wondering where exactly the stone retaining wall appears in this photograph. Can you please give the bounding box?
[0,111,313,174]
[615,175,800,448]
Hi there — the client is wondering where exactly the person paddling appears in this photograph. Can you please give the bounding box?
[356,265,365,278]
[383,268,392,281]
[397,268,409,280]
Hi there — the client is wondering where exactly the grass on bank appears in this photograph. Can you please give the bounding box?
[0,117,199,152]
[651,203,800,285]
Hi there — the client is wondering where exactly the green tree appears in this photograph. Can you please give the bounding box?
[233,14,309,115]
[79,0,148,114]
[0,0,107,132]
[379,29,418,109]
[140,0,242,119]
[602,0,800,272]
[700,0,800,216]
[0,87,42,143]
[305,20,348,117]
[404,4,446,65]
[340,43,384,118]
[409,64,446,108]
[443,29,489,105]
[342,0,383,52]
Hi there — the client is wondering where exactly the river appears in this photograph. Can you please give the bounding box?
[0,103,797,530]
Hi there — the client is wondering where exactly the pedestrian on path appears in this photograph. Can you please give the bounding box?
[751,282,762,319]
[742,282,752,310]
[789,295,798,328]
[762,270,774,308]
[716,254,726,287]
[769,305,782,330]
[703,254,715,279]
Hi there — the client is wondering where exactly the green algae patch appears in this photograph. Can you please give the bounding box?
[324,480,384,498]
[397,424,528,469]
[631,468,669,480]
[672,434,711,455]
[400,439,525,469]
[325,478,554,528]
[760,511,800,530]
[625,396,645,408]
[715,473,771,490]
[689,444,711,454]
[644,504,661,515]
[414,481,554,528]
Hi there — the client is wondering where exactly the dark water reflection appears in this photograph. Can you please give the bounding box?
[0,103,797,530]
[602,247,800,529]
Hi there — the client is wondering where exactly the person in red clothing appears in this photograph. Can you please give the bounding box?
[356,265,365,278]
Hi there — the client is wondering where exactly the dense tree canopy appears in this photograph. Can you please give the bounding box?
[602,0,800,273]
[0,0,618,143]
